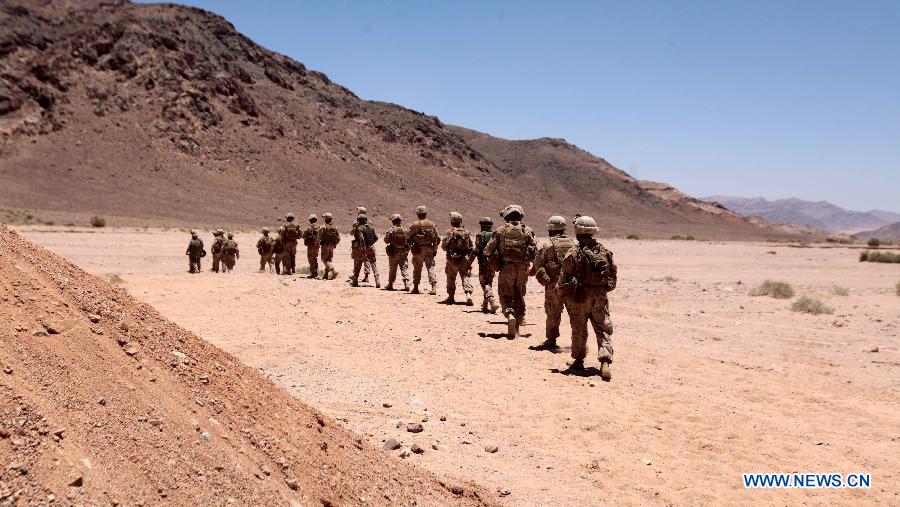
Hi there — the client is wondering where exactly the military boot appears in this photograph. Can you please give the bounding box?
[481,297,489,313]
[506,314,517,340]
[362,273,370,283]
[403,281,409,291]
[374,274,381,288]
[529,339,559,351]
[490,300,500,314]
[385,284,394,291]
[429,283,437,296]
[465,294,474,306]
[600,361,612,381]
[566,359,585,371]
[411,285,420,294]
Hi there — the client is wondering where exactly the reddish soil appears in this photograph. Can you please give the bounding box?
[0,224,491,505]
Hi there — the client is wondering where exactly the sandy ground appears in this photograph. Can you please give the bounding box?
[17,227,900,505]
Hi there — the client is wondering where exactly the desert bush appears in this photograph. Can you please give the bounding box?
[749,280,795,299]
[826,237,851,244]
[860,251,900,263]
[297,265,311,275]
[791,296,834,315]
[670,235,684,240]
[867,238,881,247]
[90,216,106,228]
[652,275,678,283]
[626,233,639,240]
[831,286,849,296]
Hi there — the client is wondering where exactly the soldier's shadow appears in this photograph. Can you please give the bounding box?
[527,345,568,355]
[550,367,602,377]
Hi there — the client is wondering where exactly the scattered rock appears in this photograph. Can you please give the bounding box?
[382,403,392,408]
[641,457,652,465]
[499,489,511,497]
[484,445,499,453]
[0,429,10,438]
[399,450,410,458]
[32,330,49,337]
[431,443,438,450]
[3,366,12,374]
[449,485,464,495]
[125,346,139,356]
[88,314,101,323]
[439,415,447,422]
[201,432,212,442]
[285,478,298,490]
[869,346,879,353]
[411,443,425,454]
[68,473,84,487]
[52,428,65,439]
[171,350,188,363]
[383,438,401,451]
[406,423,423,433]
[149,419,163,427]
[97,397,107,406]
[316,414,325,427]
[15,325,26,332]
[199,375,210,384]
[261,465,272,476]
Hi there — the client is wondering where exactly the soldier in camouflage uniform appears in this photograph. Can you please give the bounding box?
[318,213,341,280]
[557,215,617,380]
[302,214,322,279]
[211,229,226,273]
[186,231,204,274]
[483,205,536,339]
[349,207,374,283]
[256,227,275,272]
[272,227,286,274]
[383,214,410,291]
[281,213,303,275]
[407,206,440,295]
[468,217,500,313]
[530,216,577,351]
[221,232,240,273]
[350,215,380,287]
[440,212,475,305]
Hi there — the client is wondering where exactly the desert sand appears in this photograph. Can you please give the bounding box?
[19,227,900,505]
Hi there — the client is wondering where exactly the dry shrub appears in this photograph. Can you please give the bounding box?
[791,296,834,315]
[749,280,795,299]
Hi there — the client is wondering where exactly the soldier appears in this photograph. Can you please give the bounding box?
[302,214,322,279]
[350,207,373,283]
[318,213,341,280]
[256,227,275,272]
[407,206,440,295]
[440,212,475,305]
[350,214,380,287]
[530,216,577,351]
[221,232,240,273]
[467,217,500,314]
[556,215,617,380]
[272,226,286,274]
[186,231,204,274]
[483,205,536,339]
[383,214,410,291]
[281,213,302,275]
[211,229,225,273]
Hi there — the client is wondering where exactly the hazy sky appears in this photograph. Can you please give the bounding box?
[140,0,900,211]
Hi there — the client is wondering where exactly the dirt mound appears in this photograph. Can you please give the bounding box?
[0,0,789,238]
[0,224,488,505]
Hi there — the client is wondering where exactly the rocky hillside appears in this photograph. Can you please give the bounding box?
[0,224,489,505]
[852,222,900,242]
[2,0,787,238]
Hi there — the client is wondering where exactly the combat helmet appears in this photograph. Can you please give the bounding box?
[322,212,333,221]
[478,217,493,226]
[285,212,295,221]
[390,213,402,223]
[449,211,463,223]
[500,204,524,221]
[415,205,428,216]
[573,216,599,236]
[216,228,224,236]
[547,216,567,231]
[357,207,367,215]
[191,232,198,239]
[227,232,234,239]
[262,227,270,234]
[357,214,368,223]
[309,214,318,223]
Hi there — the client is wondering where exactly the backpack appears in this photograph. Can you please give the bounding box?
[578,244,611,287]
[547,236,577,278]
[211,237,225,254]
[360,223,377,246]
[188,239,203,255]
[498,224,527,262]
[282,223,300,241]
[303,224,320,246]
[411,221,438,246]
[446,227,470,254]
[320,225,340,245]
[223,240,238,256]
[390,227,408,249]
[476,231,492,259]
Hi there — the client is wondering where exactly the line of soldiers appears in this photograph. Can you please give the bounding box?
[186,204,617,378]
[185,230,240,273]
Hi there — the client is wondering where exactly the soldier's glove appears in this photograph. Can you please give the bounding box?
[556,278,578,298]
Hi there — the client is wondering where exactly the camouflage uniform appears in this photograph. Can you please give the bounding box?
[440,212,474,304]
[272,227,285,274]
[351,216,380,287]
[483,205,536,338]
[256,228,275,272]
[318,213,341,280]
[186,233,204,273]
[407,206,440,295]
[350,207,373,282]
[221,233,240,272]
[557,215,617,379]
[531,217,577,348]
[302,215,322,278]
[468,218,498,313]
[281,213,302,275]
[383,214,410,290]
[211,230,225,273]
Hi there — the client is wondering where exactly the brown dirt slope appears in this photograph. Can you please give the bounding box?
[0,224,489,505]
[2,0,790,238]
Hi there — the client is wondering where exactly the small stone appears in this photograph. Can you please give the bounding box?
[196,399,205,407]
[431,443,438,450]
[484,445,499,453]
[406,423,423,433]
[15,325,26,332]
[439,415,447,421]
[0,429,10,438]
[47,494,56,502]
[421,416,429,422]
[88,314,101,323]
[32,330,49,337]
[382,403,392,408]
[285,478,298,490]
[315,414,325,427]
[97,398,107,406]
[641,457,652,465]
[449,486,464,495]
[395,421,403,428]
[411,443,425,454]
[149,419,163,427]
[116,336,128,346]
[869,346,879,353]
[52,428,65,438]
[399,450,410,458]
[3,366,12,374]
[125,346,138,356]
[199,375,209,384]
[261,465,272,476]
[383,438,401,451]
[499,490,511,497]
[68,473,84,487]
[201,432,212,442]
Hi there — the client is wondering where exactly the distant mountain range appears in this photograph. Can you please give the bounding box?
[705,196,900,234]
